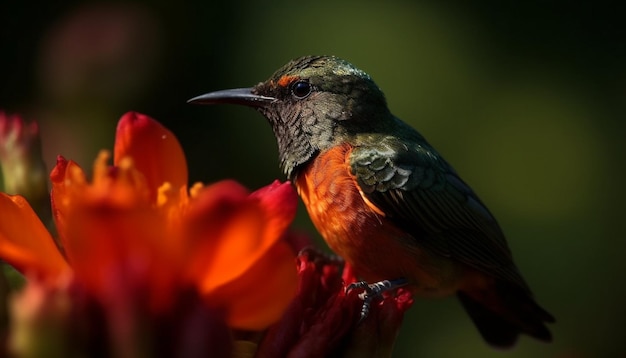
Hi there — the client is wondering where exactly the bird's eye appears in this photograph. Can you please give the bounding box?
[291,81,312,99]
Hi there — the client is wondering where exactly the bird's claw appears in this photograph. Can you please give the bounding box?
[346,278,408,322]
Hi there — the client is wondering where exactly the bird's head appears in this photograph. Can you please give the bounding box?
[189,55,392,179]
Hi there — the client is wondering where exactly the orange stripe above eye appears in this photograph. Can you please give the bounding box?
[277,75,298,87]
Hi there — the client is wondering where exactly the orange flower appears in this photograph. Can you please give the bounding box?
[0,111,299,330]
[1,111,412,357]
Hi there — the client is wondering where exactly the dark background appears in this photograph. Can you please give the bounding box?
[1,1,624,356]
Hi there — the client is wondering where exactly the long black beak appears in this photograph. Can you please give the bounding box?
[187,88,276,108]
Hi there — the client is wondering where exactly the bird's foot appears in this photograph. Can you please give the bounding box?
[346,278,408,322]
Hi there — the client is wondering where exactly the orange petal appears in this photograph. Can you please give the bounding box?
[62,198,177,312]
[182,181,297,291]
[51,152,153,250]
[50,155,86,245]
[196,202,268,291]
[0,193,69,279]
[113,112,188,201]
[249,180,298,248]
[207,180,297,288]
[209,241,297,330]
[181,180,254,286]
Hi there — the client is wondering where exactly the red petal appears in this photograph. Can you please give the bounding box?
[258,249,413,357]
[340,288,414,356]
[0,193,69,279]
[257,248,356,358]
[113,112,187,202]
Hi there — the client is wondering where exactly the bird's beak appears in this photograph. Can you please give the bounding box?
[187,88,276,108]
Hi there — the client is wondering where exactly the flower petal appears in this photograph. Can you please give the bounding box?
[51,152,152,253]
[249,180,298,245]
[183,181,298,292]
[256,248,358,358]
[0,193,69,279]
[181,180,257,289]
[50,155,86,246]
[257,249,413,358]
[113,112,187,201]
[339,288,414,357]
[208,240,297,330]
[61,197,177,313]
[51,152,178,312]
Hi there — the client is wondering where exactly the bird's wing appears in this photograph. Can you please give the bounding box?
[349,135,529,290]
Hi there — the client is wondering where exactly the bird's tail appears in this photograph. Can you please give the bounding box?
[457,281,555,348]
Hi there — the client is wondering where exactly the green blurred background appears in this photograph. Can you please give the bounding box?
[1,1,624,356]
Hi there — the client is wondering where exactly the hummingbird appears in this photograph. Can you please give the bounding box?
[189,55,554,348]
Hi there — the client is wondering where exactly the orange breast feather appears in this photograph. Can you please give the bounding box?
[295,144,465,293]
[296,144,412,281]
